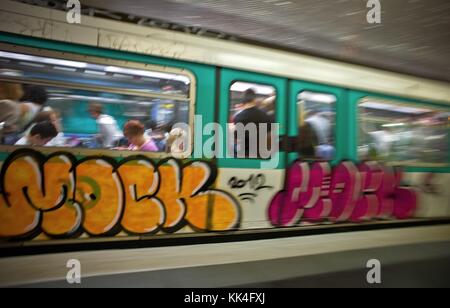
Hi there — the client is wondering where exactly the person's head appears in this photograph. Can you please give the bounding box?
[243,88,257,104]
[0,82,23,101]
[34,110,61,132]
[123,120,145,145]
[21,85,48,106]
[28,121,58,146]
[88,103,103,119]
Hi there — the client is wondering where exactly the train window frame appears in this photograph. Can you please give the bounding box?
[227,80,278,160]
[358,97,450,167]
[296,90,338,161]
[0,44,196,159]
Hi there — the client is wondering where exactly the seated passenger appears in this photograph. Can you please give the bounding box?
[123,120,158,152]
[15,121,58,147]
[88,103,123,148]
[31,110,65,147]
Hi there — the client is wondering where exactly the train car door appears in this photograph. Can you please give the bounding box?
[287,80,347,165]
[215,68,287,230]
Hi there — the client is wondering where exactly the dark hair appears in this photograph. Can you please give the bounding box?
[30,121,58,139]
[21,85,48,106]
[243,88,257,103]
[124,120,145,137]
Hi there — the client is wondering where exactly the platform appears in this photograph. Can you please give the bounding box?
[1,225,449,288]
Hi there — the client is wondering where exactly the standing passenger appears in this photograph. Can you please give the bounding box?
[88,103,123,148]
[232,88,272,157]
[19,85,51,130]
[297,123,319,159]
[0,82,24,144]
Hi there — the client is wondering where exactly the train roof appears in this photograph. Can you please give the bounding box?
[0,0,449,105]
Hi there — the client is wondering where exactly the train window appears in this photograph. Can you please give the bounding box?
[358,99,449,165]
[0,51,191,97]
[228,81,276,159]
[0,50,194,156]
[297,91,337,160]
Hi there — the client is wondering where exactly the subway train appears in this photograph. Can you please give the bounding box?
[0,0,449,254]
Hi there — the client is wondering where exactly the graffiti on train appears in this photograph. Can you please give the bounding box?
[268,160,417,226]
[228,174,274,204]
[0,149,241,239]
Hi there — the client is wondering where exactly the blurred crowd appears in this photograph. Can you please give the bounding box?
[0,82,185,153]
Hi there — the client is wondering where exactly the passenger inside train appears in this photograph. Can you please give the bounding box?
[15,121,58,147]
[88,102,124,148]
[120,120,158,152]
[232,88,273,158]
[297,91,336,160]
[19,85,52,130]
[16,109,63,146]
[229,82,276,158]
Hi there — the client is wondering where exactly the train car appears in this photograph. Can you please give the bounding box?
[0,0,449,254]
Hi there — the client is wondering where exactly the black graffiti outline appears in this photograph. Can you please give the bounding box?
[228,174,274,191]
[239,193,258,203]
[229,174,274,203]
[204,189,243,233]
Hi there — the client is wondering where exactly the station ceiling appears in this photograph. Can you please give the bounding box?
[81,0,449,82]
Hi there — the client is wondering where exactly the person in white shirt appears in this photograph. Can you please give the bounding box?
[305,113,331,146]
[88,103,123,148]
[305,112,335,160]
